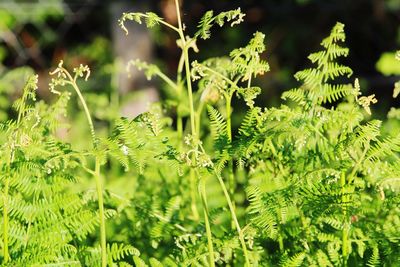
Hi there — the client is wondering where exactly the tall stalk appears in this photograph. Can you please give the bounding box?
[174,0,215,264]
[175,0,201,222]
[199,177,216,267]
[215,171,250,266]
[95,156,107,267]
[175,0,196,136]
[341,171,349,267]
[55,67,107,267]
[176,53,185,145]
[225,94,236,217]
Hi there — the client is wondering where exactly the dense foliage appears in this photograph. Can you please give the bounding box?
[1,1,399,266]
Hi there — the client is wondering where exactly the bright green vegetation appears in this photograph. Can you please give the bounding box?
[1,1,399,266]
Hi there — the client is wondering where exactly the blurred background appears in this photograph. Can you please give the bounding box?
[0,0,399,123]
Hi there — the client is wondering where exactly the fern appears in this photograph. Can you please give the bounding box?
[207,105,229,156]
[282,22,353,107]
[107,243,139,264]
[195,9,245,40]
[280,252,306,267]
[367,245,380,267]
[0,75,101,265]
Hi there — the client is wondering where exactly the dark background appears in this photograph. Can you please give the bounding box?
[1,0,399,116]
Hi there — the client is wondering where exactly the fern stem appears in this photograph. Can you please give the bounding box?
[175,0,196,136]
[247,76,252,89]
[225,95,237,225]
[64,70,107,266]
[278,231,284,252]
[348,144,369,184]
[63,71,97,148]
[199,177,216,267]
[188,98,205,221]
[128,13,180,33]
[95,155,107,267]
[341,171,349,266]
[154,69,179,91]
[175,0,201,226]
[71,84,97,147]
[215,171,250,266]
[189,168,200,221]
[225,95,233,142]
[176,52,184,148]
[201,65,238,89]
[195,101,204,137]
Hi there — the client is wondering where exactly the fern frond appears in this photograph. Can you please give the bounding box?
[280,252,306,267]
[246,185,279,239]
[133,255,148,267]
[366,134,400,163]
[316,250,334,267]
[289,22,353,107]
[119,12,165,35]
[320,84,352,104]
[327,241,341,265]
[230,32,270,82]
[195,9,245,40]
[353,120,381,147]
[367,246,380,267]
[196,11,214,40]
[107,243,140,263]
[207,105,229,153]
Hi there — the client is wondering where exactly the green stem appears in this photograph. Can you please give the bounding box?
[215,171,250,266]
[199,177,215,267]
[176,52,184,148]
[183,47,196,135]
[189,168,200,221]
[120,12,180,36]
[225,94,236,224]
[64,73,96,147]
[278,232,284,252]
[341,171,349,266]
[95,156,107,267]
[175,0,196,135]
[195,101,204,138]
[175,0,201,229]
[201,65,238,89]
[63,69,106,266]
[134,65,178,91]
[297,207,311,251]
[247,76,252,89]
[348,144,369,184]
[175,1,215,264]
[226,94,232,142]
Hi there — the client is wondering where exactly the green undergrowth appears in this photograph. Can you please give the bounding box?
[1,1,399,266]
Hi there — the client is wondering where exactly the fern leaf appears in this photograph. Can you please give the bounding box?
[107,243,140,263]
[367,246,380,267]
[195,9,245,40]
[280,252,306,267]
[207,105,229,153]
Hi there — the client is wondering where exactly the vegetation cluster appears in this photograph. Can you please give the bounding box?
[0,1,399,266]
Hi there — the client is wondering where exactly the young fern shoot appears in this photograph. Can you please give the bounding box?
[49,61,107,267]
